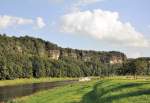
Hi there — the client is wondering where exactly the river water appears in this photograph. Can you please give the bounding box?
[0,80,77,102]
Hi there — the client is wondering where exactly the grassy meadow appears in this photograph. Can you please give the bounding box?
[9,77,150,103]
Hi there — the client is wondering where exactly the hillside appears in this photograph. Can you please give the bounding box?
[0,35,126,63]
[0,34,149,80]
[0,34,127,80]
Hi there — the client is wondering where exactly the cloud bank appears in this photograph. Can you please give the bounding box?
[61,9,149,47]
[0,15,46,29]
[0,15,33,29]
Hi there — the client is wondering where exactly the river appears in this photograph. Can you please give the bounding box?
[0,80,77,102]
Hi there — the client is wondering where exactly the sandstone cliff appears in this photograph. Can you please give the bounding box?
[0,35,127,64]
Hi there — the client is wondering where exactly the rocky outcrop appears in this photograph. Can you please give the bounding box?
[47,49,126,64]
[48,50,60,60]
[0,35,127,64]
[109,57,123,64]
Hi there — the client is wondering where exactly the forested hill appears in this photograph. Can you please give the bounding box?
[0,34,149,80]
[0,35,126,62]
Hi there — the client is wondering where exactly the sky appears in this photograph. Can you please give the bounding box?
[0,0,150,58]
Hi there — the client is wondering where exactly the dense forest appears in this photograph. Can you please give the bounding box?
[0,34,150,80]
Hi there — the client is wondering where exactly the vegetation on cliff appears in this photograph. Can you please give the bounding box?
[0,34,149,80]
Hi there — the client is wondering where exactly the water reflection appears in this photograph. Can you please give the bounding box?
[0,80,77,102]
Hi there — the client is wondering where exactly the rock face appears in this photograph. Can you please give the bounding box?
[99,53,125,64]
[47,48,126,64]
[60,49,78,59]
[48,50,60,60]
[109,57,123,64]
[0,35,127,64]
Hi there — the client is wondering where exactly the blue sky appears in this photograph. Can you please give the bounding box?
[0,0,150,58]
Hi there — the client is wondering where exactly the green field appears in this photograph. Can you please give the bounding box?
[10,78,150,103]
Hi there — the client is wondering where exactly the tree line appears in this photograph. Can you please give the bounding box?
[0,34,150,80]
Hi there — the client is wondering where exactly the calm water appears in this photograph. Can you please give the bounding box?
[0,80,77,102]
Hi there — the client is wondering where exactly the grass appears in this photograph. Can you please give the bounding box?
[9,80,97,103]
[9,77,150,103]
[0,77,74,87]
[84,79,150,103]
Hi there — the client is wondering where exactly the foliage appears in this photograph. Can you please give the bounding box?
[119,59,150,76]
[0,34,150,80]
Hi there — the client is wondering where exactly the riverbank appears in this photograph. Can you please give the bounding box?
[10,77,150,103]
[0,77,75,87]
[1,76,149,87]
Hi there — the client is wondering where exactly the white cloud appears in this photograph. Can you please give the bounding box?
[36,17,46,29]
[76,0,104,6]
[0,15,33,29]
[60,9,149,47]
[0,15,46,29]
